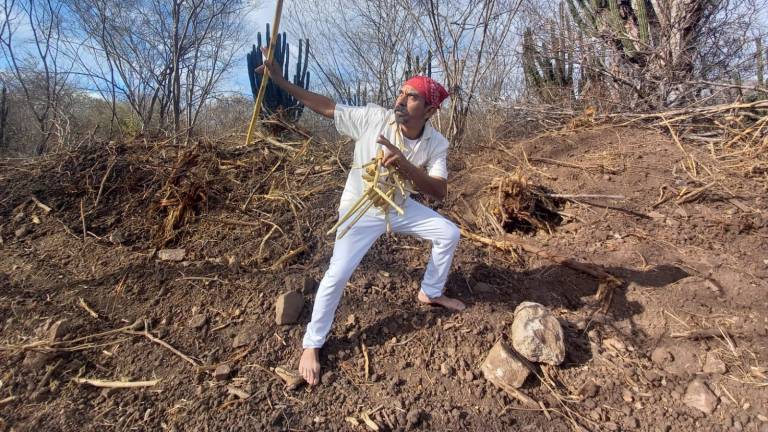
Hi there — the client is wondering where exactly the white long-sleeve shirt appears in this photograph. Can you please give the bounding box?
[334,103,449,216]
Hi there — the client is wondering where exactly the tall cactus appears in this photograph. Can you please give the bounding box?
[405,51,432,78]
[522,5,574,101]
[246,25,311,122]
[566,0,650,62]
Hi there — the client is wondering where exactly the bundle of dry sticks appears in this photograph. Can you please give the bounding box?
[327,124,414,239]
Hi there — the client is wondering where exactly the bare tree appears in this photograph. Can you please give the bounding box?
[0,0,70,153]
[70,0,255,138]
[405,0,521,146]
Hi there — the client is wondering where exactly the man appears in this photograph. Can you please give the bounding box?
[257,52,465,386]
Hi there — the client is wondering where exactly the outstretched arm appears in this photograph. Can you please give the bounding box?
[255,47,335,119]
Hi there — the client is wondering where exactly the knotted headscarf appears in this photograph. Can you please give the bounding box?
[403,76,449,108]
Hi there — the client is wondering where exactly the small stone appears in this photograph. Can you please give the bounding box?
[232,327,255,348]
[622,388,634,402]
[157,249,185,261]
[604,421,619,431]
[683,379,718,415]
[275,366,305,390]
[188,314,207,329]
[603,174,611,181]
[275,291,304,325]
[213,364,232,381]
[648,211,665,220]
[511,302,565,365]
[345,314,357,327]
[14,226,29,238]
[481,340,530,390]
[440,362,454,377]
[47,319,68,341]
[703,352,727,374]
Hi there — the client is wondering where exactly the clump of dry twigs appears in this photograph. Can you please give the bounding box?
[483,170,564,235]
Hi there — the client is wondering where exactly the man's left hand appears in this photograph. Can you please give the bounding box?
[377,135,408,172]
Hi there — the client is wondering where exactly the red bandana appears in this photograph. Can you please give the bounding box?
[404,76,449,108]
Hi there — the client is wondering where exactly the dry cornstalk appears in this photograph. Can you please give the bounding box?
[73,378,160,388]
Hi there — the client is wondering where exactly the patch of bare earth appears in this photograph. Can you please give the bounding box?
[0,126,766,431]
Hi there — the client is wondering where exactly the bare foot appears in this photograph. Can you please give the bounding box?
[418,291,466,311]
[299,348,321,386]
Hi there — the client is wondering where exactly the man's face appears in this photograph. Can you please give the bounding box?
[394,84,436,127]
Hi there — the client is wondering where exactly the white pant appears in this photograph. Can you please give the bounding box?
[302,198,460,348]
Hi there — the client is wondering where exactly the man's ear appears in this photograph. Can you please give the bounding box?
[425,106,438,119]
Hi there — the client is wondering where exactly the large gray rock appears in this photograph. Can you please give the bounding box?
[683,379,718,414]
[511,302,565,365]
[275,291,304,325]
[481,340,530,390]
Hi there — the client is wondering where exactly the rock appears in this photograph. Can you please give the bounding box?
[274,366,305,390]
[683,379,718,415]
[703,352,727,374]
[214,364,232,381]
[481,340,530,390]
[232,327,255,348]
[47,319,69,341]
[157,248,185,261]
[622,388,634,402]
[14,226,29,238]
[511,302,565,365]
[440,362,454,377]
[188,314,207,329]
[275,291,304,325]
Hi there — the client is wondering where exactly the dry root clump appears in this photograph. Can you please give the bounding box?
[486,171,564,235]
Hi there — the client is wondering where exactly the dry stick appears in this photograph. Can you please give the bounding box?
[244,0,284,146]
[361,342,370,382]
[93,157,116,210]
[73,378,159,388]
[204,216,262,228]
[123,327,199,368]
[546,194,626,200]
[78,297,99,318]
[79,199,86,242]
[269,245,307,270]
[30,195,52,213]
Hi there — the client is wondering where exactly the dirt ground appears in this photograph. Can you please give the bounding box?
[1,125,767,431]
